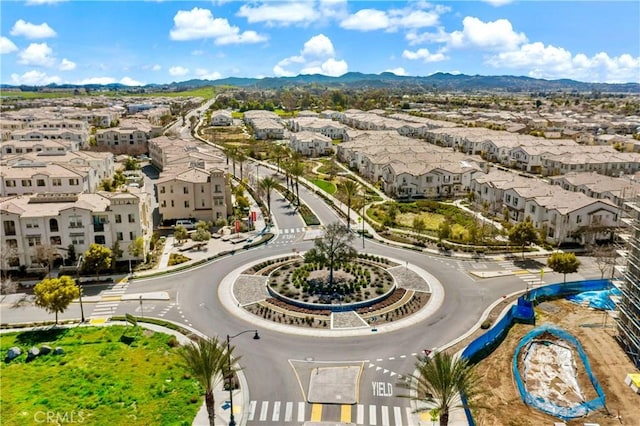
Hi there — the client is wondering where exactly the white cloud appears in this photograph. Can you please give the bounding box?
[169,66,189,76]
[237,2,318,26]
[75,77,117,85]
[0,37,18,54]
[120,77,144,86]
[273,34,347,77]
[340,4,446,32]
[25,0,67,5]
[483,0,514,6]
[402,48,447,63]
[385,67,407,76]
[10,70,61,85]
[340,9,390,31]
[10,19,57,39]
[191,50,205,56]
[169,7,266,45]
[302,34,334,57]
[195,68,222,80]
[59,58,76,71]
[487,42,640,83]
[18,43,56,67]
[449,17,527,51]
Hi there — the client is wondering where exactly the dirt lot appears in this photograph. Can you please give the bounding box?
[473,299,638,426]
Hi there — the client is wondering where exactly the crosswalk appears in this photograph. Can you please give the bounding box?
[244,401,421,425]
[497,260,545,289]
[88,279,130,324]
[276,227,306,235]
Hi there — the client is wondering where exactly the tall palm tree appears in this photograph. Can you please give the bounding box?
[259,176,277,225]
[400,351,484,426]
[236,149,247,181]
[289,161,305,207]
[338,179,360,230]
[178,336,236,426]
[224,146,238,177]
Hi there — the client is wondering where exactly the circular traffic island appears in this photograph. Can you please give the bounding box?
[237,254,434,330]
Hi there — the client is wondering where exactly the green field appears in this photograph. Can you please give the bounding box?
[1,86,218,100]
[0,326,201,426]
[311,178,337,194]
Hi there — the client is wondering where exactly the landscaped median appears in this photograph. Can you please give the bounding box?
[1,325,201,425]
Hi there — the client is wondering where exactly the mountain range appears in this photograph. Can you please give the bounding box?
[2,72,639,94]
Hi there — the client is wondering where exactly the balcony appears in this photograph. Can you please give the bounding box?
[93,223,105,232]
[69,224,84,229]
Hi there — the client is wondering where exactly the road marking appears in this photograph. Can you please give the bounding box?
[248,401,256,421]
[399,355,406,359]
[381,405,390,426]
[388,357,395,360]
[284,401,293,422]
[420,411,430,422]
[89,318,106,325]
[297,402,305,423]
[272,401,280,421]
[405,407,414,426]
[310,404,322,422]
[100,296,121,302]
[341,405,351,423]
[259,401,268,421]
[369,405,377,425]
[394,406,402,426]
[357,404,364,424]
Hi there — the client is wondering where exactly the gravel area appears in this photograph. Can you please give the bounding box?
[331,311,369,329]
[387,265,432,292]
[234,275,269,306]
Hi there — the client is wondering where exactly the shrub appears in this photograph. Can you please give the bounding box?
[480,320,492,329]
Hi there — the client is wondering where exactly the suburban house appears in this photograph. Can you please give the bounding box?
[286,117,348,140]
[95,118,162,154]
[211,110,233,126]
[243,110,284,140]
[549,171,640,207]
[0,189,153,271]
[289,131,333,157]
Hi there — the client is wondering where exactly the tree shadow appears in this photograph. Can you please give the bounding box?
[513,259,545,270]
[15,327,68,345]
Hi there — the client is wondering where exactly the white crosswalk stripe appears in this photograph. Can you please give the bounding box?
[245,400,412,424]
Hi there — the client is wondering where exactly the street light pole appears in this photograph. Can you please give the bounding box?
[76,255,85,323]
[226,330,260,426]
[362,193,366,249]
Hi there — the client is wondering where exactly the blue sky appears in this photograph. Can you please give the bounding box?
[1,0,639,86]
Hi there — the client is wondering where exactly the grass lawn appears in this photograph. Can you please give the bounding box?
[311,179,337,194]
[396,212,445,230]
[1,326,201,426]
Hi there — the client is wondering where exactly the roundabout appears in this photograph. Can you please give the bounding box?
[218,252,445,337]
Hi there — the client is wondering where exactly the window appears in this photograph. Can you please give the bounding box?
[129,232,135,240]
[3,221,16,236]
[160,186,166,194]
[214,184,221,193]
[116,232,123,241]
[214,197,224,206]
[52,178,62,186]
[171,200,174,207]
[425,177,433,183]
[5,180,15,187]
[161,200,166,207]
[201,186,205,193]
[170,186,174,194]
[183,187,189,194]
[21,179,32,187]
[530,205,536,214]
[184,201,190,208]
[50,236,61,245]
[128,213,135,223]
[506,195,511,203]
[27,236,42,247]
[70,236,84,245]
[576,215,582,224]
[6,239,18,249]
[94,235,106,245]
[69,218,83,228]
[69,178,79,186]
[26,221,39,229]
[36,179,45,187]
[201,200,205,207]
[115,214,122,224]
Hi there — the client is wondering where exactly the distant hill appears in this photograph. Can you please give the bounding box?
[2,72,639,94]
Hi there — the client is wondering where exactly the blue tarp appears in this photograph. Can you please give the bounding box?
[566,287,621,310]
[512,324,606,420]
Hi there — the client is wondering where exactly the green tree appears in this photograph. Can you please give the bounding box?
[128,237,145,262]
[337,179,361,230]
[413,216,426,234]
[174,225,189,244]
[82,244,112,280]
[289,161,305,207]
[508,218,539,259]
[547,252,581,283]
[191,225,211,246]
[259,177,277,224]
[400,351,484,426]
[111,240,123,267]
[124,156,139,171]
[178,336,235,426]
[304,222,357,287]
[33,275,79,324]
[438,220,451,242]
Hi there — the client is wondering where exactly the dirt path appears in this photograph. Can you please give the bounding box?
[473,299,636,426]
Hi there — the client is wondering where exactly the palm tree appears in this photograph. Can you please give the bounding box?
[400,351,484,426]
[259,176,277,225]
[178,336,235,426]
[224,146,238,176]
[289,161,305,207]
[236,149,247,181]
[338,179,360,230]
